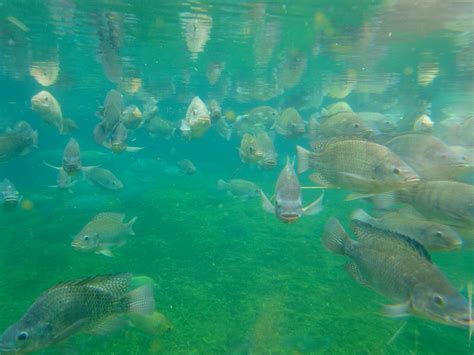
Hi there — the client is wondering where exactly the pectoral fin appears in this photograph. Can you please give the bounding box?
[125,146,144,152]
[259,190,275,214]
[338,171,374,183]
[382,303,411,318]
[98,248,114,257]
[345,192,375,201]
[302,191,324,216]
[52,319,88,343]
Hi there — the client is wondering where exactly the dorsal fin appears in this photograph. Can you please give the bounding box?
[51,273,132,297]
[350,219,432,262]
[310,136,370,153]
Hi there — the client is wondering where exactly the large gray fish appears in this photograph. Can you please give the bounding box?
[72,212,137,256]
[0,273,154,353]
[0,178,21,209]
[350,208,463,252]
[296,140,419,200]
[260,157,323,223]
[386,133,469,180]
[61,138,82,175]
[84,167,123,191]
[322,217,472,327]
[94,89,123,144]
[0,121,38,163]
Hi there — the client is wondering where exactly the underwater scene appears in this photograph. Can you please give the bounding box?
[0,0,473,353]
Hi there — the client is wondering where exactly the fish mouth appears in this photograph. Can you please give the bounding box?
[448,315,474,328]
[404,176,420,183]
[279,214,300,223]
[198,116,210,123]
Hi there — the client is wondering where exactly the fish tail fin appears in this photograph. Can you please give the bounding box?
[322,217,350,255]
[127,216,138,235]
[350,208,374,224]
[127,284,155,315]
[296,145,311,174]
[216,179,228,191]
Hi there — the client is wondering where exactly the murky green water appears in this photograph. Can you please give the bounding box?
[0,0,473,354]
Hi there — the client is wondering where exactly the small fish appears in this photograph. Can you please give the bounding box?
[94,89,123,144]
[145,116,176,140]
[356,112,398,136]
[0,178,21,209]
[233,106,278,137]
[84,167,123,191]
[208,99,222,121]
[44,138,95,176]
[104,123,143,153]
[217,179,260,199]
[49,168,77,193]
[179,96,211,139]
[273,107,305,138]
[121,105,143,130]
[0,121,38,163]
[297,139,419,199]
[239,133,263,165]
[317,112,372,139]
[260,157,323,223]
[71,212,137,256]
[214,116,232,141]
[322,217,472,327]
[177,159,197,175]
[31,91,76,134]
[413,114,434,132]
[0,273,154,353]
[351,208,463,252]
[255,131,277,170]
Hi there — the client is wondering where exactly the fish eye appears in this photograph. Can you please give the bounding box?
[392,167,400,175]
[83,235,90,241]
[433,295,445,306]
[435,231,443,238]
[353,123,360,128]
[17,331,28,341]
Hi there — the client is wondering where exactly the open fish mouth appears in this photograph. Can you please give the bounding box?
[449,315,474,328]
[404,176,420,183]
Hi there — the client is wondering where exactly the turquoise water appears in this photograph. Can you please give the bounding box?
[0,1,473,354]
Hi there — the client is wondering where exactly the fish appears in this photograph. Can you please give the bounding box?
[207,62,225,85]
[273,107,306,138]
[260,157,323,223]
[233,106,278,137]
[180,12,212,60]
[71,213,137,256]
[121,105,143,130]
[44,138,96,176]
[31,90,76,134]
[104,123,143,153]
[49,168,77,193]
[145,116,176,140]
[386,133,469,180]
[255,131,278,170]
[84,167,123,191]
[296,139,419,199]
[94,89,123,145]
[0,121,38,163]
[177,159,197,175]
[320,101,353,116]
[317,112,372,139]
[239,133,263,165]
[213,116,232,141]
[179,96,211,139]
[392,181,474,228]
[0,178,21,209]
[0,273,154,353]
[322,217,472,327]
[274,49,307,89]
[438,115,474,147]
[413,114,434,132]
[217,179,260,199]
[356,112,399,136]
[350,208,463,252]
[208,99,222,121]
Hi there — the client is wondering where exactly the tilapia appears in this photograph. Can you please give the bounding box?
[273,107,305,138]
[0,273,154,353]
[72,212,137,256]
[179,96,211,139]
[386,133,469,180]
[0,121,38,162]
[84,167,123,191]
[393,181,474,228]
[255,131,277,170]
[351,208,462,252]
[260,157,323,223]
[44,138,95,176]
[322,217,471,327]
[177,159,196,175]
[31,90,76,134]
[145,116,176,140]
[49,168,77,193]
[239,133,263,165]
[296,139,419,199]
[0,178,21,209]
[233,106,278,137]
[104,123,143,153]
[356,112,398,136]
[121,105,142,130]
[94,89,123,144]
[217,179,260,199]
[317,112,372,138]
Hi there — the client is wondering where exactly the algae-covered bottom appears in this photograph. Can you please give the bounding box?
[0,171,472,354]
